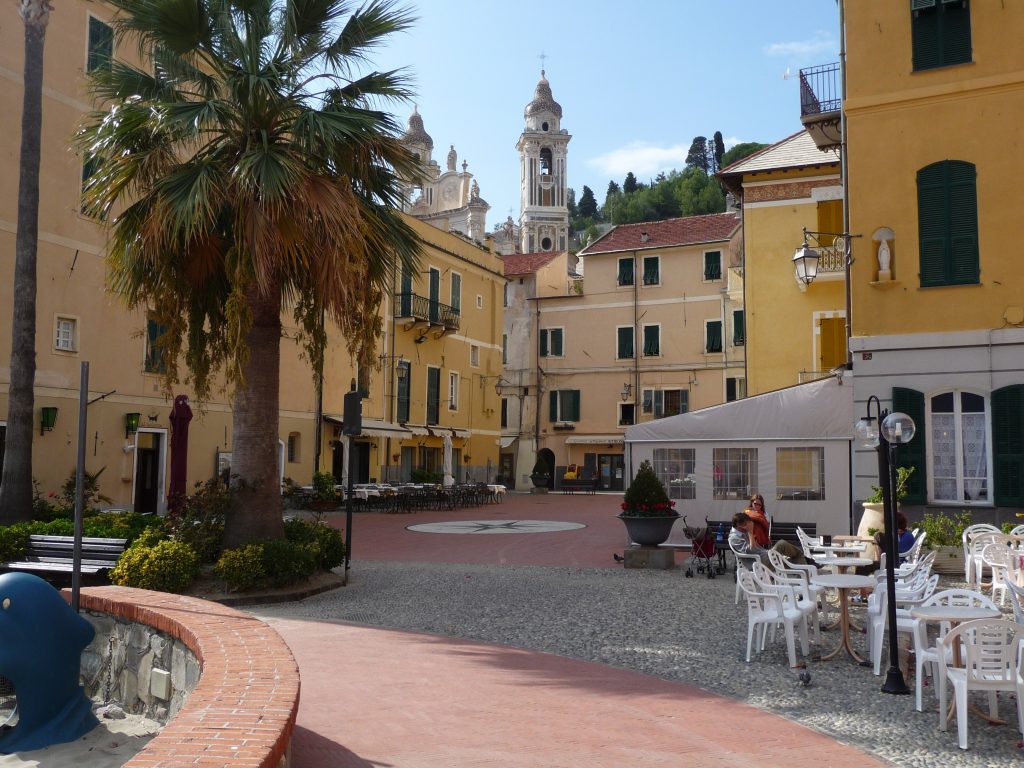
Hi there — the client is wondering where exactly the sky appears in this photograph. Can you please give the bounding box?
[371,1,842,227]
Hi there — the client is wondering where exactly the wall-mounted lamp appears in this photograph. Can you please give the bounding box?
[40,406,58,436]
[397,364,409,381]
[620,383,632,402]
[125,412,141,439]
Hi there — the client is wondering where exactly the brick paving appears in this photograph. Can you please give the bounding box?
[268,492,888,768]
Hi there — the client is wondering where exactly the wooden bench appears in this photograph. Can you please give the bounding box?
[768,520,816,547]
[1,535,127,579]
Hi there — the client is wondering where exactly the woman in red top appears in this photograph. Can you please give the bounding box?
[744,494,772,549]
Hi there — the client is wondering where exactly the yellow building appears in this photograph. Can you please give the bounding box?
[802,1,1024,517]
[718,131,843,396]
[0,2,502,512]
[513,213,742,490]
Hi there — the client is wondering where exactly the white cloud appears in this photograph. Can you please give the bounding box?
[586,142,690,178]
[723,136,743,149]
[763,31,837,58]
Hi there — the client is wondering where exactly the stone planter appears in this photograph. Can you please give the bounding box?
[928,544,965,575]
[618,514,679,547]
[530,473,551,489]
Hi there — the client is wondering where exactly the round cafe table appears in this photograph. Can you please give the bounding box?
[810,574,876,663]
[813,556,873,573]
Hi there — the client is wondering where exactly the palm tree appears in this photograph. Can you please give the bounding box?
[77,0,422,547]
[0,1,53,524]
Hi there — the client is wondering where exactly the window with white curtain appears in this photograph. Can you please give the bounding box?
[653,448,695,500]
[929,390,990,504]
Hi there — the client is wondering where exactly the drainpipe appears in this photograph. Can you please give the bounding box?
[533,294,542,471]
[312,306,325,481]
[633,251,640,415]
[839,0,853,366]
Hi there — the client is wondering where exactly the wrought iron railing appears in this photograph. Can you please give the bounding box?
[799,62,841,117]
[394,292,460,331]
[815,240,846,274]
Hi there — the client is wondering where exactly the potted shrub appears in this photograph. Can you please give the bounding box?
[529,458,551,489]
[308,472,340,512]
[917,509,974,575]
[856,466,915,559]
[618,460,678,546]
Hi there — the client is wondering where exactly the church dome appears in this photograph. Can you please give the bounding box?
[402,108,433,149]
[525,70,562,119]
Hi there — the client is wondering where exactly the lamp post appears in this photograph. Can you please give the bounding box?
[854,396,914,695]
[793,228,861,367]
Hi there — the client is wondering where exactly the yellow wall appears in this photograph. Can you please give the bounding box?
[845,0,1024,337]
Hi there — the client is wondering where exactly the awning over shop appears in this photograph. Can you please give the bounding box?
[564,435,625,445]
[322,415,411,438]
[405,425,430,436]
[499,436,517,448]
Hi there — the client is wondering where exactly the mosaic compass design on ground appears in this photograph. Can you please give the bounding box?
[406,520,586,535]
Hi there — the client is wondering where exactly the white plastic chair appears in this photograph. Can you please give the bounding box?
[754,560,821,643]
[962,523,999,585]
[768,549,826,608]
[796,526,827,560]
[937,618,1024,750]
[981,543,1014,606]
[866,574,938,675]
[736,569,808,668]
[1006,577,1024,625]
[910,589,998,712]
[729,540,761,604]
[1010,524,1024,537]
[969,531,1011,590]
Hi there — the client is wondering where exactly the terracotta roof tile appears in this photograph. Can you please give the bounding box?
[502,251,562,276]
[579,212,739,256]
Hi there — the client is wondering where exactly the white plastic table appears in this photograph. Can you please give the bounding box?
[811,574,876,663]
[813,556,873,573]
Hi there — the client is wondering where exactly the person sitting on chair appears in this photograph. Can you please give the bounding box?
[728,512,806,565]
[743,494,772,548]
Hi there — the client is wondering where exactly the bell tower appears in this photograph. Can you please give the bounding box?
[517,70,571,253]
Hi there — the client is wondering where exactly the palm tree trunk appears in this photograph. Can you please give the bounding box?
[223,278,286,548]
[0,2,51,524]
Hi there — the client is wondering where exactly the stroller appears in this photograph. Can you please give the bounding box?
[682,516,721,578]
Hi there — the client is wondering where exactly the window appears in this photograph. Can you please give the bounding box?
[732,310,745,346]
[450,273,462,312]
[642,324,660,357]
[616,326,634,359]
[539,328,563,357]
[618,403,635,427]
[470,345,480,367]
[642,389,688,418]
[654,448,696,500]
[617,257,634,286]
[144,314,168,374]
[917,160,979,287]
[502,334,508,365]
[712,447,758,500]
[911,0,972,72]
[993,384,1024,506]
[448,372,459,410]
[642,256,660,286]
[477,294,483,309]
[704,251,722,281]
[929,390,989,504]
[776,447,825,500]
[817,200,843,244]
[500,398,508,429]
[426,367,440,425]
[87,16,113,73]
[548,390,580,422]
[428,267,440,322]
[287,432,301,463]
[81,155,103,216]
[705,320,723,353]
[726,377,746,402]
[55,317,77,352]
[396,361,411,422]
[503,283,509,307]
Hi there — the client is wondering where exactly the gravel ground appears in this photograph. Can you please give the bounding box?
[252,562,1024,767]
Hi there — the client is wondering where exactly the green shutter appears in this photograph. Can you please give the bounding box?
[539,330,548,357]
[947,162,979,284]
[569,390,581,422]
[551,329,563,357]
[912,1,972,72]
[427,368,440,425]
[911,4,942,71]
[992,384,1024,506]
[681,390,689,414]
[643,326,659,356]
[892,387,927,504]
[942,1,973,66]
[618,258,634,286]
[704,252,721,281]
[549,391,558,422]
[733,310,745,345]
[617,327,633,359]
[706,321,722,353]
[643,257,659,285]
[87,17,113,73]
[918,160,978,287]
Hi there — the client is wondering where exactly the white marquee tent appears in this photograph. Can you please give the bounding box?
[624,374,855,534]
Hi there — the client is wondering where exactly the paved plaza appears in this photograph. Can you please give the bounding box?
[253,492,1023,767]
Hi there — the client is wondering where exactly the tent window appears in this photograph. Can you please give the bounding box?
[776,447,825,500]
[654,448,695,500]
[712,447,757,500]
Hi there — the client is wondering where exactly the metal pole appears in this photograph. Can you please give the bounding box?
[72,361,89,613]
[343,441,354,582]
[879,411,910,694]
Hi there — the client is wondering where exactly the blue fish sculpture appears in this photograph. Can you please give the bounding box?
[0,572,98,753]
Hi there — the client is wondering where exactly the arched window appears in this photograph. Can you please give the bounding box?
[927,390,990,504]
[539,147,552,176]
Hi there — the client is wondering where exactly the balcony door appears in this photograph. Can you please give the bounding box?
[428,268,440,322]
[818,316,846,372]
[400,267,412,316]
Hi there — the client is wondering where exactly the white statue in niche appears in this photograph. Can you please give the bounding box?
[877,238,892,281]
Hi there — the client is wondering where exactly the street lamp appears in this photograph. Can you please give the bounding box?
[620,382,632,402]
[855,396,914,695]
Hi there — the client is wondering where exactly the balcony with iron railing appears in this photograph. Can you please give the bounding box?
[799,62,842,150]
[394,292,460,335]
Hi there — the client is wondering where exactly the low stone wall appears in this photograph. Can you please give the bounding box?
[69,586,300,768]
